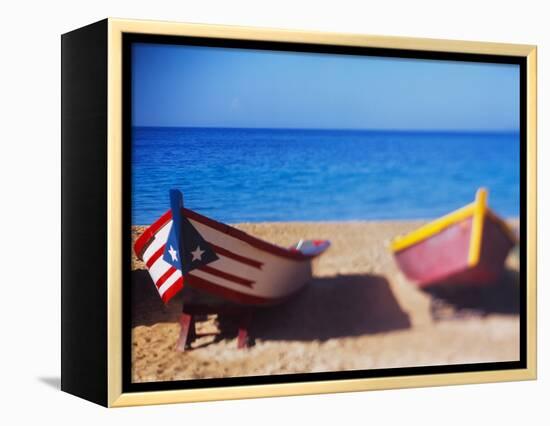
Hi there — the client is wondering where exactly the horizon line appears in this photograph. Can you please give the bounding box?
[132,125,520,134]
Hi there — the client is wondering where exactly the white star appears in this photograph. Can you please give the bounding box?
[168,245,178,262]
[191,245,205,262]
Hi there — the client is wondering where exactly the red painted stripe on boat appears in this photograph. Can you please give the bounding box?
[197,265,255,288]
[188,275,280,305]
[156,266,177,289]
[208,242,263,269]
[161,276,184,304]
[134,210,172,257]
[145,244,165,268]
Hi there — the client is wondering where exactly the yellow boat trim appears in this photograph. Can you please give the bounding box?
[390,202,476,253]
[391,188,517,262]
[467,188,487,267]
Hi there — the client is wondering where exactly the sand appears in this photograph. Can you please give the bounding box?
[131,220,520,383]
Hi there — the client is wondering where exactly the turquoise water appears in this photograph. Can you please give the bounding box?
[131,127,520,225]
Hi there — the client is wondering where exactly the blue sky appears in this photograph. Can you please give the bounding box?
[132,43,520,131]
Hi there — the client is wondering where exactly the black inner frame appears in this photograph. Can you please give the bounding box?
[122,33,527,393]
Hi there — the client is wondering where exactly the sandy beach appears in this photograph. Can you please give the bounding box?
[131,220,520,383]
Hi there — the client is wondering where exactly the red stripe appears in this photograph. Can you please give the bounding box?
[208,243,263,269]
[161,276,184,304]
[155,266,177,289]
[197,265,255,288]
[145,244,166,268]
[188,275,284,305]
[134,210,172,258]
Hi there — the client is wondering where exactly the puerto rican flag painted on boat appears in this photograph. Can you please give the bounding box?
[134,194,330,305]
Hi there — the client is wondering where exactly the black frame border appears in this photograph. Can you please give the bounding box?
[122,33,527,394]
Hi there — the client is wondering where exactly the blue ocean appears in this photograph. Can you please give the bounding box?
[131,127,519,225]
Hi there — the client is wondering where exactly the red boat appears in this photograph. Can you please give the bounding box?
[390,188,517,288]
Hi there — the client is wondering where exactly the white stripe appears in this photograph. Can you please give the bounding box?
[142,221,172,263]
[148,257,172,283]
[158,270,182,296]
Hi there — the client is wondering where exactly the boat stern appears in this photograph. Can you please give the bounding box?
[390,188,516,288]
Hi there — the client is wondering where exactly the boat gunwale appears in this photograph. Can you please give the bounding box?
[389,202,476,253]
[390,190,517,255]
[134,208,329,262]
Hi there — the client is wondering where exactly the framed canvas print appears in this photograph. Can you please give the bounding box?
[61,18,537,407]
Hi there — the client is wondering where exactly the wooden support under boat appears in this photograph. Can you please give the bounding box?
[237,311,253,349]
[175,306,255,351]
[175,312,196,352]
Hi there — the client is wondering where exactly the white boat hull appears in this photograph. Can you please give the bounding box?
[134,208,330,305]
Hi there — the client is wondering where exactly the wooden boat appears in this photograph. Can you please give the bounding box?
[134,200,330,306]
[390,188,517,288]
[134,190,330,351]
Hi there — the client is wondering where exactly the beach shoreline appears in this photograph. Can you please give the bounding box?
[131,219,520,383]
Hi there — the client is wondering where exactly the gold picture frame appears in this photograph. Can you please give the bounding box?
[61,18,537,407]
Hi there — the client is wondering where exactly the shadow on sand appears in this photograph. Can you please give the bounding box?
[131,270,183,327]
[250,274,411,341]
[424,268,520,319]
[131,270,411,342]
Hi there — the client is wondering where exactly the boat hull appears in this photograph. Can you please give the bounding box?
[394,214,515,288]
[134,208,330,306]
